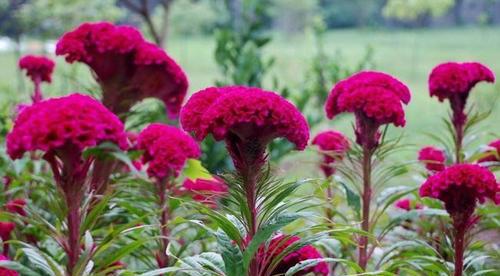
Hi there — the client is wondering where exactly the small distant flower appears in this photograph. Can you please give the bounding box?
[0,255,19,276]
[5,199,27,217]
[180,86,309,171]
[418,146,446,172]
[325,71,411,150]
[420,164,499,226]
[259,234,329,275]
[6,93,128,160]
[312,130,350,177]
[429,62,495,127]
[18,55,55,103]
[0,222,15,242]
[183,178,228,206]
[478,139,500,163]
[2,176,11,190]
[56,22,188,118]
[136,123,200,179]
[395,198,423,211]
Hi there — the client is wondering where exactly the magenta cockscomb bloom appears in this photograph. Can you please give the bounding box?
[0,222,15,242]
[312,130,350,177]
[183,178,228,206]
[6,94,128,160]
[418,146,446,172]
[5,199,27,217]
[258,234,329,275]
[56,22,188,118]
[18,55,55,103]
[0,255,19,276]
[180,86,309,170]
[136,123,200,179]
[395,198,423,211]
[325,71,411,150]
[479,139,500,163]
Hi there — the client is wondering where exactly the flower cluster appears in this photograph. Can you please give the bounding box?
[420,164,499,219]
[56,22,188,117]
[395,198,423,211]
[325,71,410,149]
[418,146,446,172]
[18,55,55,83]
[429,62,495,102]
[259,234,329,275]
[182,178,228,206]
[180,86,309,169]
[136,123,200,179]
[479,139,500,163]
[0,255,19,276]
[312,130,350,177]
[6,94,128,159]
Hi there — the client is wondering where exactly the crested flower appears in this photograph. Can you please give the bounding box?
[0,255,19,276]
[325,71,411,150]
[418,146,446,172]
[136,123,200,179]
[18,55,55,103]
[56,22,188,118]
[180,86,309,171]
[312,130,350,177]
[183,178,228,206]
[5,199,27,217]
[6,93,128,160]
[258,234,329,275]
[478,139,500,163]
[395,198,423,211]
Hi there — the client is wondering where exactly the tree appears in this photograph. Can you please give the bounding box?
[383,0,454,26]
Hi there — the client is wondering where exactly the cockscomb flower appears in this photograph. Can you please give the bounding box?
[258,234,329,275]
[429,62,495,127]
[0,255,19,276]
[6,93,128,160]
[0,222,15,242]
[56,22,188,118]
[182,178,228,206]
[18,55,55,103]
[136,123,200,179]
[418,146,446,172]
[395,198,423,211]
[325,71,411,150]
[312,130,350,177]
[180,86,309,170]
[478,139,500,163]
[5,199,27,217]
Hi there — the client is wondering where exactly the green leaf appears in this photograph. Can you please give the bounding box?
[0,260,39,276]
[215,229,243,276]
[341,182,361,217]
[183,159,213,180]
[285,257,364,275]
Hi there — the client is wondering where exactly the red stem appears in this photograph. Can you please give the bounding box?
[453,226,465,276]
[156,179,170,268]
[359,146,373,271]
[32,76,42,103]
[66,194,81,274]
[246,172,259,275]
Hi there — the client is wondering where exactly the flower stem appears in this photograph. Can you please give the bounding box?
[66,195,81,275]
[245,172,259,275]
[156,179,170,268]
[453,226,466,276]
[359,146,373,271]
[454,121,464,164]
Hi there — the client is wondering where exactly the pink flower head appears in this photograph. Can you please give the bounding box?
[420,164,499,226]
[5,199,27,217]
[312,130,350,177]
[418,146,446,172]
[325,71,410,149]
[180,86,309,170]
[0,222,15,242]
[479,139,500,163]
[259,234,329,275]
[183,178,228,206]
[395,198,423,211]
[0,255,19,276]
[6,93,128,160]
[56,22,188,118]
[136,123,200,179]
[429,62,495,127]
[18,55,55,83]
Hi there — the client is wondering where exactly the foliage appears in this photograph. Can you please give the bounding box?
[383,0,455,22]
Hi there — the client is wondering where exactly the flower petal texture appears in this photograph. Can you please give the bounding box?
[56,21,188,117]
[136,123,200,179]
[180,86,309,150]
[418,146,446,172]
[6,94,128,159]
[18,55,55,83]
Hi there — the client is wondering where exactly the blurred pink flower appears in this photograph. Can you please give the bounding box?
[182,178,228,207]
[395,198,423,211]
[5,199,27,217]
[0,255,19,276]
[418,146,446,172]
[312,130,350,177]
[478,139,500,163]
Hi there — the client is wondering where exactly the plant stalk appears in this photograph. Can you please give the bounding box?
[359,146,373,270]
[66,194,81,275]
[156,179,170,268]
[453,226,465,276]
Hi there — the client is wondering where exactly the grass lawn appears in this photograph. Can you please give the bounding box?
[1,27,499,153]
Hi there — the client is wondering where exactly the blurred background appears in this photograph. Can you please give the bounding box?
[1,0,499,169]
